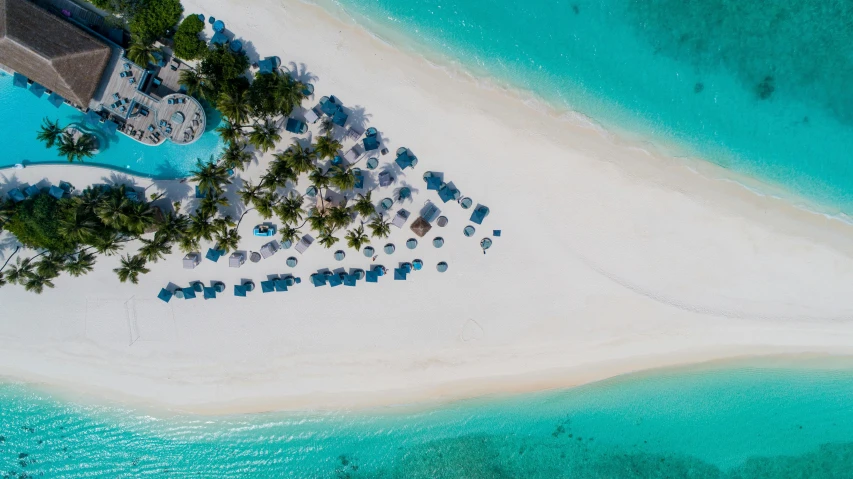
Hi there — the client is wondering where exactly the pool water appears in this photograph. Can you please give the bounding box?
[0,72,224,179]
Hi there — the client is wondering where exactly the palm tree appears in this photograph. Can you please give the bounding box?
[36,117,64,148]
[319,116,335,137]
[127,36,158,67]
[308,167,331,192]
[279,224,300,244]
[23,274,54,294]
[58,207,98,243]
[0,272,5,288]
[272,73,307,116]
[238,181,265,208]
[178,234,201,254]
[218,88,252,125]
[221,141,252,171]
[92,233,124,256]
[274,193,304,225]
[5,257,34,284]
[330,165,357,192]
[65,251,96,277]
[138,237,171,263]
[188,210,217,241]
[248,119,281,153]
[123,201,155,235]
[254,191,279,219]
[317,229,339,249]
[368,215,391,239]
[155,212,189,243]
[212,216,236,237]
[281,142,317,175]
[114,254,149,284]
[95,194,131,229]
[260,166,296,191]
[345,225,369,251]
[35,253,66,278]
[313,135,342,161]
[214,228,241,253]
[199,194,229,218]
[216,121,244,144]
[353,191,375,219]
[307,207,328,234]
[179,68,212,100]
[191,158,231,197]
[327,204,352,230]
[57,131,97,162]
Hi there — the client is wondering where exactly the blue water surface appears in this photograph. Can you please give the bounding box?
[0,72,224,179]
[2,364,853,477]
[329,0,853,214]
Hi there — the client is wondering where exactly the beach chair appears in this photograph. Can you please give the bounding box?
[470,206,490,225]
[391,209,410,228]
[285,118,308,134]
[378,171,393,187]
[421,202,440,223]
[7,188,25,203]
[229,252,245,268]
[295,235,313,254]
[343,144,363,164]
[260,241,280,259]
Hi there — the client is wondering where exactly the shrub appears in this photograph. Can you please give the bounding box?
[129,0,183,44]
[173,15,207,60]
[4,195,77,253]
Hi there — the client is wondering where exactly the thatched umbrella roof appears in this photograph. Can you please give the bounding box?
[0,0,111,107]
[410,216,432,237]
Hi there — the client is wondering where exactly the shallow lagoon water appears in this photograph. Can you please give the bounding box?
[0,72,224,179]
[2,362,853,477]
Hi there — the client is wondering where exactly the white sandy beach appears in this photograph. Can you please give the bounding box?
[2,0,853,413]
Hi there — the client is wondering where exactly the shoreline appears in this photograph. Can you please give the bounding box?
[3,0,853,416]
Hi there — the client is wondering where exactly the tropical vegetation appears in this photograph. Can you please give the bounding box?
[173,14,206,60]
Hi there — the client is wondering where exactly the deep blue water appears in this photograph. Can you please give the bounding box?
[2,363,853,477]
[0,72,224,179]
[329,0,853,214]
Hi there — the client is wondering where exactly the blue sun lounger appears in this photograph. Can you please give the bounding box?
[157,288,173,303]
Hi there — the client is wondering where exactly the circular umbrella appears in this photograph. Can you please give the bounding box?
[243,281,255,292]
[323,270,333,277]
[437,216,448,227]
[286,256,298,267]
[412,259,423,270]
[306,185,318,197]
[364,246,375,257]
[213,20,225,32]
[366,157,379,170]
[423,171,433,181]
[353,269,365,280]
[406,238,418,249]
[437,261,448,272]
[397,147,408,156]
[480,238,493,250]
[213,282,225,293]
[433,237,444,248]
[192,282,203,293]
[384,243,395,254]
[399,187,411,200]
[250,252,261,263]
[334,250,346,261]
[285,276,295,286]
[464,225,476,237]
[381,198,393,210]
[174,289,184,299]
[208,16,215,24]
[282,239,293,249]
[460,197,473,209]
[367,127,378,136]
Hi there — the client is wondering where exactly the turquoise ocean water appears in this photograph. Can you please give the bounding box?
[0,72,224,179]
[328,0,853,214]
[2,363,853,477]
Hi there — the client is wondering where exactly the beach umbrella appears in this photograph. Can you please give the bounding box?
[365,270,379,283]
[311,274,326,287]
[274,278,289,291]
[47,92,64,108]
[463,225,476,237]
[433,237,444,248]
[234,284,247,297]
[343,274,357,287]
[412,259,423,271]
[182,287,196,299]
[328,274,343,287]
[157,288,172,303]
[406,238,418,249]
[174,289,184,299]
[437,216,448,227]
[394,268,407,280]
[470,206,490,225]
[192,282,204,293]
[244,281,255,292]
[286,256,298,267]
[384,243,395,254]
[213,282,226,293]
[282,239,293,249]
[426,176,442,191]
[261,280,275,293]
[203,287,216,299]
[460,197,473,209]
[480,238,493,250]
[437,262,448,273]
[353,269,365,280]
[410,217,432,237]
[364,246,375,257]
[334,250,346,261]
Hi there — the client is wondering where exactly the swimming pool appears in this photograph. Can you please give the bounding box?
[0,71,224,179]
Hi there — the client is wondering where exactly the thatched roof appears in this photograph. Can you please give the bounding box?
[410,216,432,237]
[0,0,110,106]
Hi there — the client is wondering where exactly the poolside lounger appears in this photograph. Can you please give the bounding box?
[347,126,364,141]
[295,235,313,254]
[343,144,363,164]
[391,209,410,228]
[304,106,321,124]
[260,240,280,259]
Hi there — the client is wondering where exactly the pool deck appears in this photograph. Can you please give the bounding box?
[89,45,206,146]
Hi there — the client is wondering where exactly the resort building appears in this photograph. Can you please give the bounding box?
[0,0,205,145]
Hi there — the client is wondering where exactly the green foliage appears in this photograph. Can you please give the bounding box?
[247,72,307,118]
[173,15,207,60]
[198,44,250,105]
[36,117,64,149]
[4,194,77,253]
[129,0,183,44]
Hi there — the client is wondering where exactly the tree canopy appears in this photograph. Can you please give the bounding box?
[173,14,207,60]
[129,0,183,44]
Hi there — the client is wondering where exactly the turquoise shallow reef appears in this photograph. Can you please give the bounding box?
[329,0,853,214]
[2,363,853,477]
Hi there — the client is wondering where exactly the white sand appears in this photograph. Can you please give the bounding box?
[2,0,853,413]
